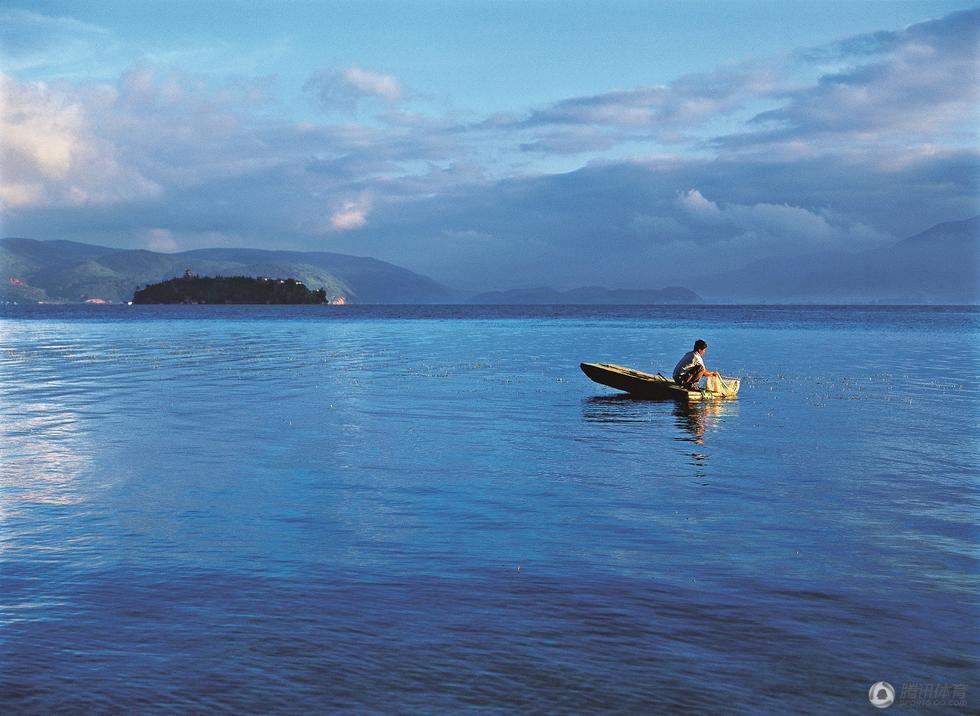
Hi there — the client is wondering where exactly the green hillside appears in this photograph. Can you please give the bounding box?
[0,238,456,304]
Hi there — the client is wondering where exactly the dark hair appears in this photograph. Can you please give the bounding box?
[694,339,707,351]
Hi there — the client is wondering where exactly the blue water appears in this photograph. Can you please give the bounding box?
[1,305,977,713]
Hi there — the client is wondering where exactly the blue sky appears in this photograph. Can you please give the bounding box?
[2,1,978,289]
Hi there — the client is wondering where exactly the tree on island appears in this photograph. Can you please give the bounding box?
[132,275,328,304]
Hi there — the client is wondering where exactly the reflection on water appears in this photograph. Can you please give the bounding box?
[582,394,738,444]
[673,399,739,445]
[580,394,667,423]
[583,395,740,482]
[0,401,92,509]
[1,305,977,714]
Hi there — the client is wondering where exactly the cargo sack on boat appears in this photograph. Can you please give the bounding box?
[705,374,740,397]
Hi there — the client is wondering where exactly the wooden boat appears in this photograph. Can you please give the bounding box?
[580,362,739,401]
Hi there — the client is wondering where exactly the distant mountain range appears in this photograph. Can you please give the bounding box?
[699,216,979,303]
[468,286,701,304]
[0,238,704,305]
[2,216,976,304]
[0,240,457,304]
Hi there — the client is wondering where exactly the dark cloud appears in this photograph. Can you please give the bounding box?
[9,141,977,290]
[519,127,618,154]
[729,8,980,149]
[500,64,778,134]
[487,9,979,157]
[809,8,980,60]
[2,9,977,293]
[296,148,979,290]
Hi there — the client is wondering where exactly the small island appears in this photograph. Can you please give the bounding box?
[132,273,327,304]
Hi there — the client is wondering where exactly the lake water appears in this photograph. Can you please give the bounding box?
[1,305,977,714]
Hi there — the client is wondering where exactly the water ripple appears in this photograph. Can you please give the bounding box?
[1,305,977,713]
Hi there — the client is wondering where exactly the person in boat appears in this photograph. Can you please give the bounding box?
[672,339,719,389]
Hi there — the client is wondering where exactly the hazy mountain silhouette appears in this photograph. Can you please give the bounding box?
[0,240,457,304]
[698,216,979,303]
[468,286,701,304]
[3,216,975,304]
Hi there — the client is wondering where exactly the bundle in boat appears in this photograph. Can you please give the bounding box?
[705,374,740,397]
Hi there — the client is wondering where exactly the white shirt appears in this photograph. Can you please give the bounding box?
[672,350,705,382]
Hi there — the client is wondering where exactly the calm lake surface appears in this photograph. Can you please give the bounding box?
[1,305,977,714]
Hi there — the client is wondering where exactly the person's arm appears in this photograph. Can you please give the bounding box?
[699,356,718,378]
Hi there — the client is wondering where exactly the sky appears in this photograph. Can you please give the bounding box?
[1,0,978,290]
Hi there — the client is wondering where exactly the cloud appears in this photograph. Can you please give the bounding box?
[342,65,403,102]
[519,127,617,155]
[477,9,978,161]
[328,194,372,231]
[666,189,883,261]
[0,72,161,210]
[677,189,722,219]
[721,8,980,151]
[440,228,494,242]
[486,63,781,152]
[0,8,113,75]
[304,65,405,112]
[316,148,973,290]
[143,228,178,252]
[0,76,79,180]
[116,64,275,112]
[0,57,474,250]
[2,8,976,294]
[1,61,427,212]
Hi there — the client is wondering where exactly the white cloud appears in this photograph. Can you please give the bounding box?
[342,65,403,102]
[440,228,493,242]
[328,194,372,231]
[663,188,891,258]
[1,75,80,180]
[144,228,178,252]
[1,9,974,293]
[509,63,781,137]
[0,182,42,209]
[722,9,980,152]
[0,72,161,210]
[304,65,406,112]
[518,126,616,155]
[727,202,837,244]
[677,189,722,218]
[484,9,978,163]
